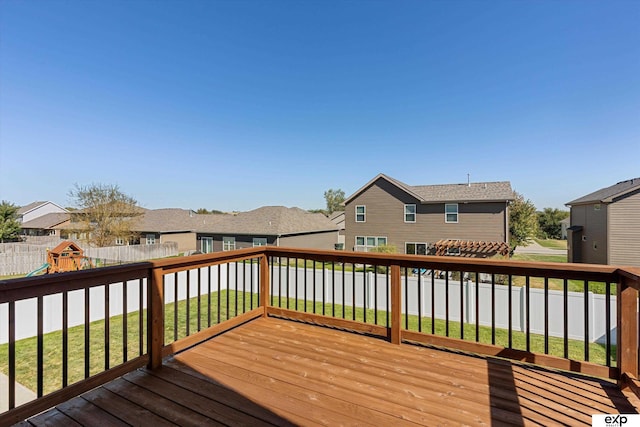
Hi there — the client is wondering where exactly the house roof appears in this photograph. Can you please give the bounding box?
[345,173,515,204]
[18,201,68,215]
[194,206,338,235]
[566,178,640,206]
[21,213,70,229]
[135,206,338,236]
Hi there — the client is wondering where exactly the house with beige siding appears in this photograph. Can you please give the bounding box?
[137,206,339,253]
[344,174,514,256]
[566,178,640,267]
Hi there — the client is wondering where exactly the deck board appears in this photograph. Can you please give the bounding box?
[21,317,640,426]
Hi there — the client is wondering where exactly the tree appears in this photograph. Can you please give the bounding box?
[537,208,569,239]
[0,201,21,243]
[508,192,538,255]
[195,208,225,214]
[324,189,345,214]
[68,184,142,247]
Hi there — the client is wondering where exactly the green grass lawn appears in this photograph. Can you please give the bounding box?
[534,239,568,250]
[0,289,614,395]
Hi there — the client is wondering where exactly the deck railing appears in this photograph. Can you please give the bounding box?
[1,247,639,425]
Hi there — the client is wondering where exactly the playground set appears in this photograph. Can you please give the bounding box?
[27,241,95,276]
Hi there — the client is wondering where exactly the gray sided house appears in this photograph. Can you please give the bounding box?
[194,206,339,253]
[138,206,339,253]
[566,178,640,267]
[344,174,514,256]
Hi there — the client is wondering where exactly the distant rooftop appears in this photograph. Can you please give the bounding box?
[566,178,640,205]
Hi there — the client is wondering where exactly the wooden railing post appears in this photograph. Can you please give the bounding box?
[390,264,402,345]
[260,254,270,318]
[617,274,638,387]
[148,266,165,369]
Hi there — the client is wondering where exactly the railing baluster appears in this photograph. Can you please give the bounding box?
[278,258,282,308]
[431,271,435,335]
[173,272,178,341]
[508,275,512,349]
[207,266,212,326]
[84,288,90,379]
[491,273,495,345]
[313,260,317,314]
[226,263,230,320]
[322,261,326,316]
[37,295,43,398]
[331,261,335,317]
[563,278,569,359]
[9,301,15,410]
[526,276,530,353]
[374,265,379,325]
[293,259,298,311]
[352,263,356,321]
[404,268,408,330]
[270,257,274,307]
[304,258,308,313]
[63,290,68,387]
[186,271,190,337]
[197,268,202,331]
[584,280,589,361]
[606,281,611,367]
[544,277,549,354]
[105,284,110,370]
[475,272,479,342]
[342,262,345,319]
[285,258,290,310]
[242,260,247,314]
[123,281,128,362]
[104,284,111,371]
[417,270,422,333]
[139,278,144,356]
[217,264,221,325]
[460,272,464,340]
[235,261,239,316]
[445,272,450,337]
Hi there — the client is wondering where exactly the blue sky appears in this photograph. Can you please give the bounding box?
[1,0,638,212]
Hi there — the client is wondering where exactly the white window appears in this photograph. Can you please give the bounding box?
[406,242,427,255]
[253,237,267,247]
[355,205,366,222]
[445,204,458,223]
[146,234,156,245]
[355,236,387,252]
[404,204,416,223]
[115,237,125,246]
[201,237,213,253]
[222,236,236,251]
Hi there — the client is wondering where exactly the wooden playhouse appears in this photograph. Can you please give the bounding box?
[47,241,94,273]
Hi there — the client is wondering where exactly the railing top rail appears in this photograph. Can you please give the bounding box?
[262,247,631,282]
[0,262,153,302]
[148,247,265,271]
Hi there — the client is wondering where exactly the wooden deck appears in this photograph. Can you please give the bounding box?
[20,317,640,426]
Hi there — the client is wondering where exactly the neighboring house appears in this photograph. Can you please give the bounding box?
[329,211,345,248]
[18,201,69,237]
[344,173,514,256]
[18,201,68,224]
[193,206,339,253]
[21,213,70,237]
[137,206,339,253]
[566,178,640,267]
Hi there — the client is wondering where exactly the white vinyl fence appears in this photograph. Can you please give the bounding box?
[0,264,620,345]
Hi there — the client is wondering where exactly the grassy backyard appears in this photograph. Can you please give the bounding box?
[0,290,613,395]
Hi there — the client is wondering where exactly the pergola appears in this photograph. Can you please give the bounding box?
[434,239,510,257]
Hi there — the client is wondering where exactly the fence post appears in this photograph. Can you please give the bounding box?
[260,255,270,317]
[148,266,164,369]
[617,273,639,387]
[390,264,401,345]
